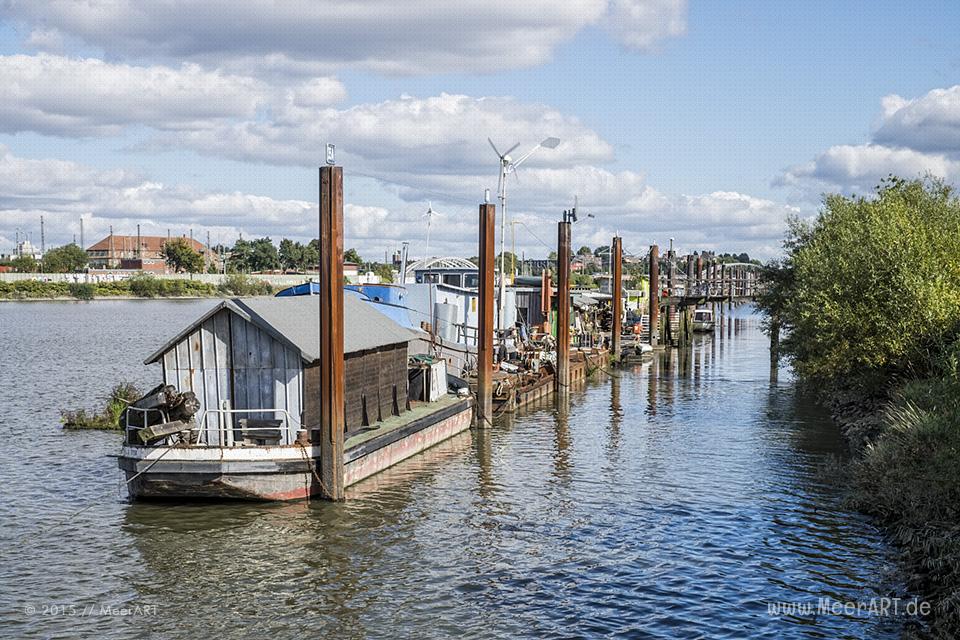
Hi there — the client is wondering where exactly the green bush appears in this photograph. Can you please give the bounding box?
[851,375,960,635]
[776,177,960,381]
[67,282,95,300]
[61,382,142,430]
[218,273,273,297]
[8,280,69,298]
[127,273,162,297]
[760,177,960,636]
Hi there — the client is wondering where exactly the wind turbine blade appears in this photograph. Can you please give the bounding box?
[504,142,521,157]
[488,137,502,158]
[497,170,502,197]
[512,147,537,169]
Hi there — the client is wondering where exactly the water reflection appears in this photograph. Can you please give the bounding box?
[1,302,905,639]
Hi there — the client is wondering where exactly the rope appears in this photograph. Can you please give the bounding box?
[297,440,332,501]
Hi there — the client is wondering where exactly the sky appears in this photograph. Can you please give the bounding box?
[1,1,959,262]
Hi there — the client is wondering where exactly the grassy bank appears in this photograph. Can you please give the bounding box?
[0,273,274,300]
[761,177,960,638]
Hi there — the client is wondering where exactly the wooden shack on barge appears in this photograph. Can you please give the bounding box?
[120,294,473,500]
[142,294,419,445]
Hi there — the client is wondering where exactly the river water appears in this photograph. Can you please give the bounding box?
[0,301,906,639]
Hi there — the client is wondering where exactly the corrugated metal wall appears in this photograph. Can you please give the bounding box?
[160,308,303,445]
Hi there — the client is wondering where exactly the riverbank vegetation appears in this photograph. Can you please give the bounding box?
[61,383,141,430]
[0,274,275,300]
[760,177,960,636]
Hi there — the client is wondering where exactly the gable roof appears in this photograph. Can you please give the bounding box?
[145,294,422,365]
[87,235,208,253]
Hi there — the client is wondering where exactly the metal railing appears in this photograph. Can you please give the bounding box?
[125,406,302,447]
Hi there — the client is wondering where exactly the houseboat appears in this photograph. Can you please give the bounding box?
[117,294,473,501]
[692,307,716,332]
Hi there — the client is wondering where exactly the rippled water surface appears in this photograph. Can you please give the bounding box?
[1,301,905,639]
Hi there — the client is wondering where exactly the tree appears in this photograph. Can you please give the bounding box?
[228,237,280,272]
[11,255,37,273]
[774,177,960,381]
[371,263,394,283]
[577,245,592,256]
[302,241,319,269]
[163,238,204,273]
[279,239,304,271]
[343,248,363,265]
[42,243,88,273]
[548,251,558,261]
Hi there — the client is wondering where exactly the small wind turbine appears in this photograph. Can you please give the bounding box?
[422,201,443,268]
[422,201,444,345]
[487,136,560,331]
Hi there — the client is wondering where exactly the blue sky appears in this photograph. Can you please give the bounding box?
[1,1,958,260]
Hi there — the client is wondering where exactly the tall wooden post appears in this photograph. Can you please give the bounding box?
[667,250,676,345]
[556,221,571,392]
[695,254,703,294]
[477,203,495,427]
[611,236,623,359]
[648,244,659,348]
[318,165,345,501]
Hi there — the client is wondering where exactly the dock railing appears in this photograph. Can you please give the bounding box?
[125,407,302,447]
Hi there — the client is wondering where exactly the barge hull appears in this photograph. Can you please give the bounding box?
[119,398,473,501]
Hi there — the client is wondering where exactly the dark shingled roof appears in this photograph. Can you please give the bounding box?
[145,294,422,365]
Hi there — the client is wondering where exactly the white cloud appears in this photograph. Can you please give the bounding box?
[0,53,346,136]
[604,0,686,50]
[776,144,960,199]
[776,86,960,200]
[0,147,314,249]
[0,145,793,262]
[874,85,960,153]
[5,1,686,75]
[24,28,64,52]
[160,93,613,183]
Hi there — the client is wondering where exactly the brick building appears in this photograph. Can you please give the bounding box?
[86,234,218,271]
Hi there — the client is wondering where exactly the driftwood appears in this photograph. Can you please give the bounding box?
[138,420,194,444]
[123,385,201,440]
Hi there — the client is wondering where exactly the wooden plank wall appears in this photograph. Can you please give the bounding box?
[162,308,232,445]
[161,309,303,445]
[229,314,303,444]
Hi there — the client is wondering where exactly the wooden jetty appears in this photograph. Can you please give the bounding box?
[639,245,762,350]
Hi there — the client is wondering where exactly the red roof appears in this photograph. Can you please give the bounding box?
[86,235,207,253]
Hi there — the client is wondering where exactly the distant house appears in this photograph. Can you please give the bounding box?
[86,234,219,270]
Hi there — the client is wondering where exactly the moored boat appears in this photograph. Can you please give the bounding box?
[118,294,473,501]
[692,307,716,332]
